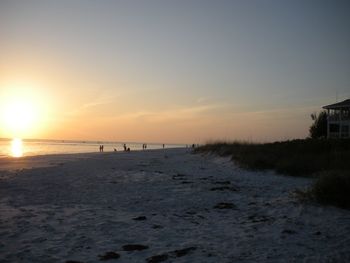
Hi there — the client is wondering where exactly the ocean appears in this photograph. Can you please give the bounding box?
[0,139,186,158]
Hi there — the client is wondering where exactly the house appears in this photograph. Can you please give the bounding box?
[323,99,350,138]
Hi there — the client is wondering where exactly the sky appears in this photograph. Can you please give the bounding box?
[0,0,349,143]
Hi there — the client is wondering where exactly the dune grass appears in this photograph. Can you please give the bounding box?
[195,139,350,209]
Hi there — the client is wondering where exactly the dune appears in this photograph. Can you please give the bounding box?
[0,148,349,262]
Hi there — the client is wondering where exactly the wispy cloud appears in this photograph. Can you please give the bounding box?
[196,97,209,104]
[115,103,226,123]
[66,96,118,117]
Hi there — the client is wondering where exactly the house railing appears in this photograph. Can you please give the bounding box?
[328,114,350,121]
[329,132,339,138]
[329,131,350,138]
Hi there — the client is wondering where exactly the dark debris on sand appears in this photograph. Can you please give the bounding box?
[133,216,147,221]
[172,173,187,180]
[248,214,273,223]
[146,254,169,263]
[122,244,149,251]
[152,224,163,229]
[210,186,238,192]
[282,229,297,235]
[214,202,236,209]
[213,180,231,185]
[181,181,193,184]
[146,246,197,262]
[98,251,120,261]
[171,247,197,257]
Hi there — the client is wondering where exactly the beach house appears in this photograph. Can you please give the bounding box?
[323,99,350,138]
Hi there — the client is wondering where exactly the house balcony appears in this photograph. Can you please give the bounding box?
[327,119,350,138]
[329,131,350,139]
[328,114,350,122]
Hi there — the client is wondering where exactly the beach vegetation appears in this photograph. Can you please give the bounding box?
[309,171,350,209]
[309,111,327,139]
[195,139,350,209]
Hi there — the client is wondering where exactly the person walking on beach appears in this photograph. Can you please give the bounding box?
[123,144,127,151]
[101,145,104,152]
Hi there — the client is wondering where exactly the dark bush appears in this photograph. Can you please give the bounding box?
[310,171,350,209]
[309,111,327,139]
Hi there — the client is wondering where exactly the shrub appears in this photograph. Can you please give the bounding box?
[309,111,327,139]
[310,171,350,209]
[196,139,350,209]
[195,139,350,177]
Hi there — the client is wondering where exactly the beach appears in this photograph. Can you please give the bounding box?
[0,148,349,263]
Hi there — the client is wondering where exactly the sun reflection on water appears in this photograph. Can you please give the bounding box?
[11,138,23,157]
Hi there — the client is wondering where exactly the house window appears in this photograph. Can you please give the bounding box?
[341,125,349,138]
[343,110,350,120]
[329,124,340,138]
[330,124,339,132]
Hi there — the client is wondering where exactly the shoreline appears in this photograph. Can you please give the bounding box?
[0,147,186,172]
[0,139,186,161]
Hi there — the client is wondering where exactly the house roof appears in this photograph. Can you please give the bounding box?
[323,99,350,109]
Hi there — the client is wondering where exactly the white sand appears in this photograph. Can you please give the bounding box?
[0,148,349,263]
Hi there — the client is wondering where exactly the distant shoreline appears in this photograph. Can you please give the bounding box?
[0,139,187,159]
[0,137,187,146]
[0,148,187,171]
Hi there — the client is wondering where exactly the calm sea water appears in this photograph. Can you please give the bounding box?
[0,139,185,158]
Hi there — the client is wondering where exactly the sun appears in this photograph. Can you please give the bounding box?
[3,99,37,133]
[0,84,44,138]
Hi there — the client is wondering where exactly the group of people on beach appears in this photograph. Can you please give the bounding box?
[123,144,130,152]
[99,145,104,152]
[100,144,129,152]
[99,143,171,153]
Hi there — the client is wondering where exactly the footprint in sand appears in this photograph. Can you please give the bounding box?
[146,247,197,263]
[122,244,149,251]
[133,216,147,221]
[98,251,120,261]
[147,254,168,263]
[213,180,231,185]
[210,186,238,192]
[214,202,236,209]
[152,224,163,229]
[172,173,187,180]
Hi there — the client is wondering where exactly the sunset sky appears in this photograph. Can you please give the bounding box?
[1,0,349,143]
